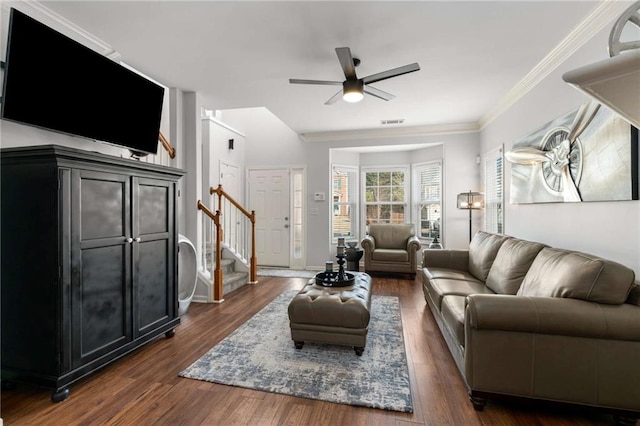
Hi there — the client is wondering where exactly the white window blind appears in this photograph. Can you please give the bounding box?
[413,162,442,240]
[332,165,358,240]
[484,147,503,234]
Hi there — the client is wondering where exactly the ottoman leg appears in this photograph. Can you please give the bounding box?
[294,341,304,350]
[354,346,364,356]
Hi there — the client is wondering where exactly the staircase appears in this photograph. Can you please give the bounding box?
[197,185,257,302]
[194,246,250,303]
[214,251,250,295]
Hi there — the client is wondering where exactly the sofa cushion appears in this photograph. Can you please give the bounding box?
[441,295,466,347]
[468,231,509,282]
[427,277,493,311]
[423,267,478,282]
[422,249,469,272]
[517,248,635,305]
[372,248,409,262]
[627,284,640,307]
[368,223,415,250]
[485,238,547,295]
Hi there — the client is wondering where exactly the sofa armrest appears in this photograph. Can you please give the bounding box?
[466,294,640,341]
[407,235,421,253]
[422,249,469,271]
[361,235,375,252]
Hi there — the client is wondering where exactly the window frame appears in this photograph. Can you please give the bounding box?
[331,164,358,243]
[412,160,443,242]
[483,146,504,234]
[360,165,410,235]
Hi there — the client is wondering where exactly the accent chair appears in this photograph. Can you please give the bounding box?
[361,223,422,278]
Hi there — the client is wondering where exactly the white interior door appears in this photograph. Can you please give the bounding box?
[220,161,240,248]
[249,169,290,267]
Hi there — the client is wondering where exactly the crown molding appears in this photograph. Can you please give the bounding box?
[2,0,120,60]
[477,0,632,130]
[300,122,479,143]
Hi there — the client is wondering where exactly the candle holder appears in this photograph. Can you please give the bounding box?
[315,240,355,287]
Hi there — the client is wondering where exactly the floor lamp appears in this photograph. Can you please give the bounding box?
[456,191,485,243]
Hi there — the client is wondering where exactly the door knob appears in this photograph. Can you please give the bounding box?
[284,224,289,228]
[284,217,289,221]
[125,237,133,243]
[135,237,141,242]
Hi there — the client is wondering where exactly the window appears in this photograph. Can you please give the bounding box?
[332,165,357,240]
[484,147,504,234]
[413,162,442,240]
[363,167,409,226]
[292,168,304,260]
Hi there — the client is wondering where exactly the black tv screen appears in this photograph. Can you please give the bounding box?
[1,8,164,155]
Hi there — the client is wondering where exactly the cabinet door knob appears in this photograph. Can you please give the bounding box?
[135,237,141,243]
[126,237,133,243]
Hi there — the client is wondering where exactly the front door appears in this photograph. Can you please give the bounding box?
[249,169,290,267]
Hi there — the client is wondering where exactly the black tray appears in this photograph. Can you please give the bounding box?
[315,271,355,287]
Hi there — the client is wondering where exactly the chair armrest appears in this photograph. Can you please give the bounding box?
[422,249,469,271]
[466,294,640,341]
[361,235,375,252]
[407,235,421,253]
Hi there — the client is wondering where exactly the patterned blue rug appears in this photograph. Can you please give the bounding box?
[179,290,413,412]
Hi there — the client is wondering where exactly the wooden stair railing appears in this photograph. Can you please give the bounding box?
[159,132,176,159]
[210,184,257,284]
[196,200,224,302]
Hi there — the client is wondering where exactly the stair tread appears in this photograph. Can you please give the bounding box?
[223,271,248,282]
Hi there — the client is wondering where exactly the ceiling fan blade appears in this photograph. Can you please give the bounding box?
[362,63,420,85]
[364,85,395,101]
[324,89,343,105]
[289,79,342,86]
[335,47,357,80]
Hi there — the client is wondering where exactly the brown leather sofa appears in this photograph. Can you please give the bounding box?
[422,231,640,423]
[361,223,421,278]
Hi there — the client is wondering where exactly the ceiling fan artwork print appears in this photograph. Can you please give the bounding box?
[289,47,420,105]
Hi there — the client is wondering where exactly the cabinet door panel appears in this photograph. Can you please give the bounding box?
[80,245,129,356]
[72,170,132,368]
[138,185,168,235]
[137,239,169,332]
[80,178,125,240]
[133,177,176,337]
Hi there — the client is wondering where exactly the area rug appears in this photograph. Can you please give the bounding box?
[257,268,316,279]
[179,290,413,412]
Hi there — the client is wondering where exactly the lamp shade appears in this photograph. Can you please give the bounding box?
[457,191,484,210]
[343,80,364,103]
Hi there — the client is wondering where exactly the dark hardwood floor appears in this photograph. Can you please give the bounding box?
[1,275,615,425]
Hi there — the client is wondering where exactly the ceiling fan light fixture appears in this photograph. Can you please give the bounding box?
[343,80,364,103]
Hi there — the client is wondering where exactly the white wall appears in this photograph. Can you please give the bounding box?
[480,23,640,276]
[201,116,246,202]
[220,107,308,168]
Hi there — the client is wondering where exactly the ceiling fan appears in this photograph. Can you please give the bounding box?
[289,47,420,105]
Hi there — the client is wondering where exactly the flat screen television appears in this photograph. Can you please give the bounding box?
[1,8,164,156]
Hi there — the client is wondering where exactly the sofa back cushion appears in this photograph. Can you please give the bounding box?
[468,231,509,282]
[485,238,547,294]
[517,248,635,305]
[368,223,414,250]
[627,283,640,307]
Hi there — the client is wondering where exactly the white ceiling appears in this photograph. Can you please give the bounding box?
[42,1,602,136]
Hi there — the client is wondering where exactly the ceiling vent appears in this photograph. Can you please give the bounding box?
[381,119,405,125]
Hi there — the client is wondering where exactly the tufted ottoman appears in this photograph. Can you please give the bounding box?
[287,272,372,356]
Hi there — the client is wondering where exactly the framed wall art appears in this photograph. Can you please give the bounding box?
[506,102,638,204]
